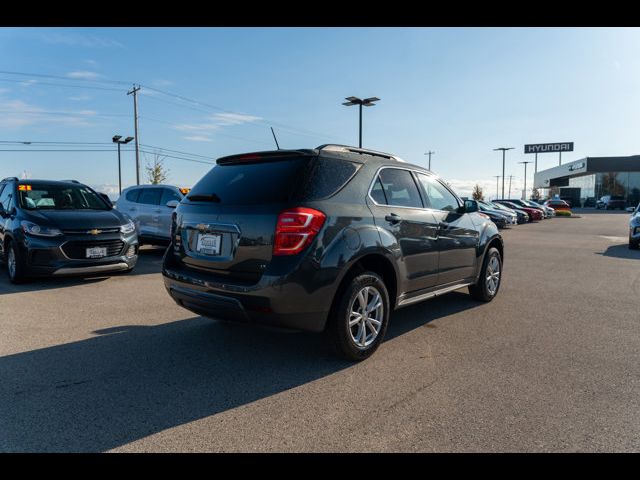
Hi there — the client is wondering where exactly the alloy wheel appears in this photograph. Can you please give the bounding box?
[486,255,501,296]
[348,286,384,349]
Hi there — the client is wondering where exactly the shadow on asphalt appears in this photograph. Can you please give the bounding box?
[0,289,480,452]
[597,244,640,260]
[0,246,166,296]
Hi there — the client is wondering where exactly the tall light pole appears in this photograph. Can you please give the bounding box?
[424,150,435,170]
[508,174,514,198]
[127,84,141,185]
[342,96,380,148]
[518,160,532,200]
[112,135,134,195]
[493,175,501,199]
[494,147,514,199]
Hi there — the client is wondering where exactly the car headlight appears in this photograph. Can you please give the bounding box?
[120,220,136,235]
[21,220,63,237]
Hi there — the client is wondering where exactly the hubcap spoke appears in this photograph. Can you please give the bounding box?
[349,285,384,349]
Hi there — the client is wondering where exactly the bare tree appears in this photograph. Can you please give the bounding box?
[472,184,484,201]
[144,151,169,185]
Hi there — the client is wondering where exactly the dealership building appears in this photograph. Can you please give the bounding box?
[533,155,640,207]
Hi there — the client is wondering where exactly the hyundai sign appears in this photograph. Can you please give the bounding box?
[524,142,574,154]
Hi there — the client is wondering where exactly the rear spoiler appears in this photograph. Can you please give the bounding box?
[216,149,316,165]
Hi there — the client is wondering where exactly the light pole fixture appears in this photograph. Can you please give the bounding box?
[494,147,514,199]
[342,96,380,148]
[518,161,532,200]
[424,150,435,171]
[112,135,134,195]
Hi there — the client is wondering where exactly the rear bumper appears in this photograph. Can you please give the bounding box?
[162,253,330,332]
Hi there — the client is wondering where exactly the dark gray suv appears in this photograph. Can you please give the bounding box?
[162,145,504,360]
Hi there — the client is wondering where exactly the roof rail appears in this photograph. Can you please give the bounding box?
[316,144,406,162]
[1,177,19,182]
[61,179,81,184]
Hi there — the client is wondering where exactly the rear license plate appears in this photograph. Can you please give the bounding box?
[86,246,107,258]
[196,233,222,256]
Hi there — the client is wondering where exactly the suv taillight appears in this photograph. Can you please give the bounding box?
[273,207,326,256]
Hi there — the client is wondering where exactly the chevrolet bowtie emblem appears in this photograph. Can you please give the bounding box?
[88,229,102,235]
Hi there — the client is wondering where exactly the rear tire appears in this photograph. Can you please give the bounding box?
[630,237,639,250]
[327,271,390,361]
[6,240,28,284]
[469,247,502,302]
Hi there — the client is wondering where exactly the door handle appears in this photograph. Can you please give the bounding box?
[385,213,402,224]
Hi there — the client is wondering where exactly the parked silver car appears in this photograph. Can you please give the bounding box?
[115,185,185,245]
[629,203,640,250]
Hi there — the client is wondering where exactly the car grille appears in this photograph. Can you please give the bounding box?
[62,227,121,235]
[62,240,125,259]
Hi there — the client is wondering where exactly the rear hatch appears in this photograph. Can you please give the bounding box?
[173,151,361,283]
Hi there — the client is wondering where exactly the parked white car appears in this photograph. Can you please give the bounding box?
[115,185,187,245]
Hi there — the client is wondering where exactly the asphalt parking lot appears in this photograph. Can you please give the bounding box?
[1,210,639,452]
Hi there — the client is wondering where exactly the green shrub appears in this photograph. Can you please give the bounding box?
[555,210,572,217]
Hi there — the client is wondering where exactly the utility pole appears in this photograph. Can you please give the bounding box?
[508,175,514,198]
[127,84,141,185]
[493,175,500,199]
[494,147,514,199]
[559,151,562,166]
[518,161,532,200]
[534,152,538,173]
[424,150,435,170]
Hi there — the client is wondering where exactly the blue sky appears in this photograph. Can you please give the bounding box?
[1,27,639,198]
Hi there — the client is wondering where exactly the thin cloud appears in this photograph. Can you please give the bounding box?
[173,113,262,133]
[152,79,174,87]
[67,71,101,80]
[41,32,124,49]
[0,99,97,128]
[68,94,92,101]
[183,135,214,142]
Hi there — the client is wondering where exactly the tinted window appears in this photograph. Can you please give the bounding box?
[376,169,423,208]
[370,177,387,204]
[416,174,459,212]
[18,184,110,210]
[125,189,141,203]
[189,158,311,205]
[293,157,361,200]
[138,188,162,206]
[0,183,11,210]
[160,188,182,205]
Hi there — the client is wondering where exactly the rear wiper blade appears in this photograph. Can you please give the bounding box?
[187,193,221,202]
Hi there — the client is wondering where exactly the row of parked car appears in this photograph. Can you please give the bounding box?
[467,197,571,229]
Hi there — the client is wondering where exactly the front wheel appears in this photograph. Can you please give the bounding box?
[630,237,639,250]
[6,241,28,284]
[469,247,502,302]
[327,272,390,361]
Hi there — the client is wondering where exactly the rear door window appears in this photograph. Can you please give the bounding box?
[160,188,182,205]
[125,189,141,203]
[138,188,162,206]
[375,169,423,208]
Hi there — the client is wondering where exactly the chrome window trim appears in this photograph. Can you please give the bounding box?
[367,165,462,213]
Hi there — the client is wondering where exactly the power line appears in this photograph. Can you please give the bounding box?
[0,140,113,145]
[0,70,131,86]
[0,109,129,117]
[140,143,214,160]
[0,77,124,92]
[139,149,214,165]
[0,149,134,152]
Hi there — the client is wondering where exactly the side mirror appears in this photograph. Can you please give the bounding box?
[0,204,6,218]
[464,199,478,213]
[166,200,179,208]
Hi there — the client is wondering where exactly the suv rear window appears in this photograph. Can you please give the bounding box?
[188,156,360,205]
